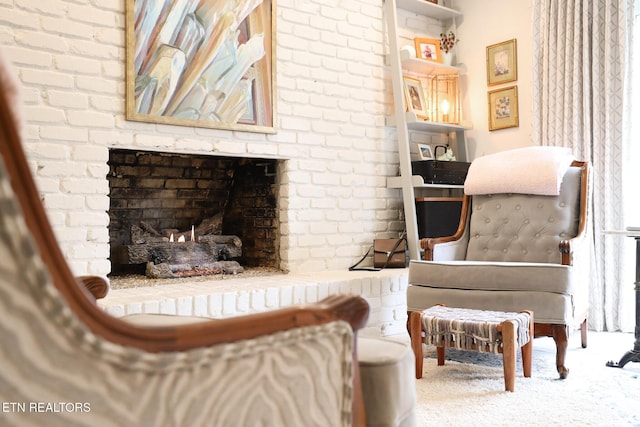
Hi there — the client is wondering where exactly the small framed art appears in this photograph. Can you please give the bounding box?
[417,143,433,160]
[403,76,428,120]
[486,38,517,86]
[488,86,519,131]
[414,38,442,63]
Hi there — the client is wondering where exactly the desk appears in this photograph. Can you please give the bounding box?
[602,229,640,368]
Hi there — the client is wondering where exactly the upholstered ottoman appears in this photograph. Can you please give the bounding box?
[408,306,533,392]
[357,336,417,427]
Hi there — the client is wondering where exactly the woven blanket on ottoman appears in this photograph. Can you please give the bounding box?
[420,305,531,354]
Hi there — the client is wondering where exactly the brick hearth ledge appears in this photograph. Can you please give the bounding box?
[98,268,409,337]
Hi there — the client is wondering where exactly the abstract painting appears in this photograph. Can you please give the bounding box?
[126,0,275,133]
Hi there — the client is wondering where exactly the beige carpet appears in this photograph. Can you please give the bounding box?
[413,331,639,426]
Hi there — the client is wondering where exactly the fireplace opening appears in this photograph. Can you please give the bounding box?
[107,149,281,280]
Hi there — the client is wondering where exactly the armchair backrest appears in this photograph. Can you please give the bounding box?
[465,163,587,264]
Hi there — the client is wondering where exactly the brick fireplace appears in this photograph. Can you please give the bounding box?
[107,149,281,276]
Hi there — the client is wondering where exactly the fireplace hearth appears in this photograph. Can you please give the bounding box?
[107,149,280,278]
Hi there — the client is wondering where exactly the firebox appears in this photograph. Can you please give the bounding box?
[107,149,280,278]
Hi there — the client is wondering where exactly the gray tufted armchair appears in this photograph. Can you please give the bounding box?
[407,161,590,379]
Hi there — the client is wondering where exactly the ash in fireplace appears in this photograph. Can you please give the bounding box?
[109,267,283,290]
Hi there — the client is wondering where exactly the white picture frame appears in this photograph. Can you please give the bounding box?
[417,143,433,160]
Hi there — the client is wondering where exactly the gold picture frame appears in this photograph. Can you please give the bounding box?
[486,39,517,86]
[403,76,428,120]
[488,86,519,131]
[125,0,276,134]
[414,37,442,63]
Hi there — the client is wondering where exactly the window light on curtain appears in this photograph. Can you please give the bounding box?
[619,0,640,329]
[533,0,635,332]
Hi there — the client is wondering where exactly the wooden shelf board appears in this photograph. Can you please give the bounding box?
[399,51,464,75]
[396,0,462,20]
[387,175,465,189]
[386,113,472,132]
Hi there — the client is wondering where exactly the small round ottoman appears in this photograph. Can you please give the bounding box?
[358,336,417,427]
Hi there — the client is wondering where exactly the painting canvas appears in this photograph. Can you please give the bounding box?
[126,0,276,133]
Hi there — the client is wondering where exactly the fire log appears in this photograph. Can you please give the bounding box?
[145,260,244,279]
[113,236,241,265]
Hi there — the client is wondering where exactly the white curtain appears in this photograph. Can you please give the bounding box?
[533,0,635,332]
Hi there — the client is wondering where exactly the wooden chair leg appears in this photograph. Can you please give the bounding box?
[408,311,424,379]
[552,324,570,379]
[500,320,517,392]
[581,317,588,349]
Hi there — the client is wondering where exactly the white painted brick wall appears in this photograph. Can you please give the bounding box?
[0,0,425,277]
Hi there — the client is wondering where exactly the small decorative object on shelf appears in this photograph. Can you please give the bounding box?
[430,75,460,124]
[416,143,434,160]
[439,31,458,65]
[403,75,429,120]
[400,44,417,58]
[414,37,442,63]
[426,0,438,3]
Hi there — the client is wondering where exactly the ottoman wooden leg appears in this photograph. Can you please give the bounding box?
[408,311,424,379]
[499,320,517,392]
[436,344,445,366]
[521,310,534,378]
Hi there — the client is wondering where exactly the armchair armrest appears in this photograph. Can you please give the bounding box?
[560,160,590,266]
[421,195,471,261]
[559,237,587,266]
[77,275,109,301]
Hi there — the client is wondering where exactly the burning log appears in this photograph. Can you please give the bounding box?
[115,237,242,265]
[113,217,244,279]
[163,213,223,242]
[131,214,223,244]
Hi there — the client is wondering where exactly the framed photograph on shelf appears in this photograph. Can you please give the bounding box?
[417,143,434,160]
[403,76,428,120]
[488,85,519,131]
[486,38,517,86]
[414,37,442,63]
